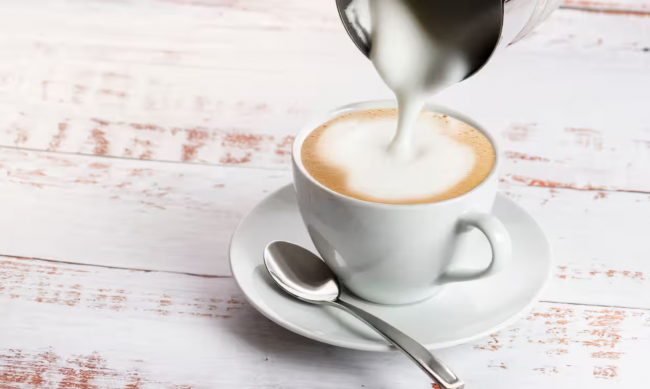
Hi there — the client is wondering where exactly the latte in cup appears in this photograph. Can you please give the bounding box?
[301,108,495,205]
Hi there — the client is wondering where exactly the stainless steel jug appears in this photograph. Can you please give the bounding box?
[336,0,563,80]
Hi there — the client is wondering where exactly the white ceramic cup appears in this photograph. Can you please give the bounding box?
[292,100,511,305]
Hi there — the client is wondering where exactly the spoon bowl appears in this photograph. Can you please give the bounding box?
[264,241,340,303]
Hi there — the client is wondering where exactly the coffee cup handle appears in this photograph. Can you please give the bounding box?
[439,213,511,283]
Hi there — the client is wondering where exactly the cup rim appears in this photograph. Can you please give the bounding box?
[292,99,500,209]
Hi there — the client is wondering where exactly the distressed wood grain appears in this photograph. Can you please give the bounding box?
[1,256,648,388]
[564,0,650,12]
[0,148,291,277]
[0,3,649,192]
[0,1,647,388]
[0,148,649,308]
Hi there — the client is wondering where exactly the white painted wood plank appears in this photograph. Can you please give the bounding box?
[563,0,650,12]
[0,3,648,191]
[503,185,650,308]
[0,148,291,276]
[1,256,648,388]
[0,149,648,308]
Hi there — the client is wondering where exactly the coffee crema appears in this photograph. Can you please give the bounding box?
[301,108,495,205]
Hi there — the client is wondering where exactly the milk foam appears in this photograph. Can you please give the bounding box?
[318,113,473,201]
[302,109,494,204]
[368,0,468,156]
[311,1,491,204]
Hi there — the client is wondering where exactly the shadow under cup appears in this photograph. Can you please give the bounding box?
[291,100,508,305]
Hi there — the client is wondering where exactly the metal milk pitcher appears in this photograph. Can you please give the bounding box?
[336,0,563,80]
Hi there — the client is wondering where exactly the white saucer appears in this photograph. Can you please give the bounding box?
[230,185,552,351]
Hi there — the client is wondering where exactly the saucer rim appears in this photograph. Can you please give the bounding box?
[229,184,553,352]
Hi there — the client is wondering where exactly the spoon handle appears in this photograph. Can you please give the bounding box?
[332,300,464,389]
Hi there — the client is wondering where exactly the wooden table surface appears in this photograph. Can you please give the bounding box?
[1,1,650,388]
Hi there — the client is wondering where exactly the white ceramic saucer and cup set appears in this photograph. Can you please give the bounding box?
[230,100,552,350]
[294,100,512,306]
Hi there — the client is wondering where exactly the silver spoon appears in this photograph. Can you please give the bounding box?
[263,241,464,389]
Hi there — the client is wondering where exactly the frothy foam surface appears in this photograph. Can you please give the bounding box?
[301,109,495,205]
